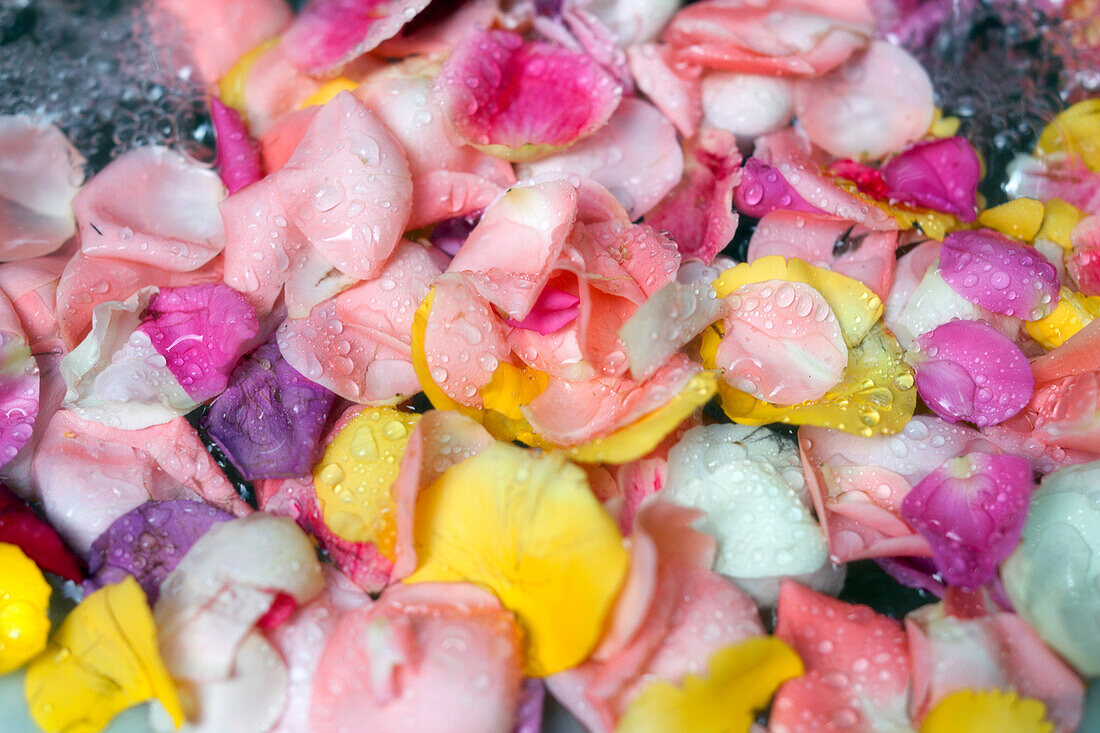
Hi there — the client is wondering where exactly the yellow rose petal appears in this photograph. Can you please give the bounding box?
[410,288,469,414]
[405,442,629,676]
[299,77,361,110]
[1026,287,1100,349]
[480,362,550,422]
[1036,198,1086,251]
[1035,98,1100,172]
[0,543,51,675]
[920,689,1053,733]
[313,407,420,558]
[712,257,883,347]
[978,198,1045,242]
[616,636,803,733]
[930,109,962,138]
[217,38,279,119]
[702,322,916,437]
[25,577,183,733]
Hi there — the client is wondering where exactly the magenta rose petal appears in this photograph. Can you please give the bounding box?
[503,286,580,335]
[201,338,335,481]
[900,451,1032,589]
[433,28,622,160]
[210,97,262,195]
[938,229,1061,320]
[85,499,235,603]
[732,157,823,219]
[908,320,1034,427]
[282,0,433,74]
[0,337,38,471]
[137,283,260,402]
[881,136,981,221]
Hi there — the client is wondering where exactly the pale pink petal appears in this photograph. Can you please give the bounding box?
[0,255,66,348]
[274,91,412,280]
[1004,153,1100,214]
[210,97,263,195]
[701,71,794,138]
[939,229,1061,320]
[277,240,441,404]
[584,0,681,47]
[74,146,226,271]
[258,107,318,173]
[793,40,935,160]
[717,279,848,404]
[375,0,499,57]
[662,0,874,77]
[407,170,504,231]
[433,28,623,158]
[281,0,433,74]
[908,320,1034,427]
[0,116,84,261]
[626,43,702,138]
[645,128,742,265]
[311,583,524,733]
[980,411,1099,477]
[33,410,249,554]
[519,98,683,219]
[448,180,579,319]
[1030,371,1100,455]
[281,245,360,320]
[883,238,940,333]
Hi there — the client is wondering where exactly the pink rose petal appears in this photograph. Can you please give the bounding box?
[881,136,981,221]
[1005,153,1100,214]
[626,43,702,139]
[939,229,1061,320]
[900,451,1032,589]
[733,156,823,219]
[210,97,263,195]
[504,285,581,335]
[0,291,39,470]
[908,319,1034,427]
[433,28,623,159]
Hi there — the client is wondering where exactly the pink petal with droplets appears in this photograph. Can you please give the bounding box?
[74,146,226,271]
[909,320,1034,427]
[939,229,1061,320]
[733,157,823,219]
[881,136,981,221]
[0,255,66,348]
[311,583,524,733]
[1030,371,1100,454]
[1068,215,1100,295]
[518,98,683,219]
[645,128,742,265]
[274,92,412,280]
[504,285,581,335]
[1004,154,1100,214]
[747,210,898,299]
[408,170,505,231]
[281,0,432,74]
[375,0,499,57]
[0,291,39,470]
[793,40,935,160]
[662,0,874,76]
[32,410,249,554]
[547,502,760,733]
[210,97,263,195]
[717,280,848,404]
[626,43,702,139]
[980,411,1098,476]
[905,603,1085,733]
[433,29,623,157]
[900,452,1032,589]
[277,240,442,404]
[883,238,941,333]
[448,180,579,320]
[0,116,84,261]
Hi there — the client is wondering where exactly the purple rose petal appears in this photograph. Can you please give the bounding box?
[0,332,39,470]
[900,451,1032,590]
[908,320,1033,427]
[882,137,980,221]
[503,286,580,335]
[733,157,823,219]
[138,283,260,402]
[513,679,545,733]
[210,97,263,195]
[429,211,481,257]
[85,499,234,603]
[874,555,945,597]
[939,229,1061,320]
[201,337,335,480]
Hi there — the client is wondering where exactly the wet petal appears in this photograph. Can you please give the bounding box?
[1034,98,1100,172]
[0,542,51,674]
[0,483,81,582]
[920,690,1054,733]
[0,292,40,470]
[881,137,981,221]
[209,97,262,195]
[25,577,184,733]
[282,0,432,74]
[406,442,629,675]
[939,229,1061,320]
[434,29,623,160]
[701,72,793,139]
[908,320,1034,427]
[732,157,823,220]
[626,43,702,138]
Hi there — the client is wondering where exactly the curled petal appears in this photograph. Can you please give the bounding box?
[881,137,981,221]
[434,29,623,160]
[504,285,581,335]
[74,146,226,271]
[939,229,1061,320]
[793,40,935,160]
[282,0,432,74]
[900,452,1032,589]
[210,97,263,195]
[908,320,1034,427]
[626,43,702,138]
[0,116,84,261]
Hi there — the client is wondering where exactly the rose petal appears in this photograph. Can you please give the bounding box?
[881,137,981,221]
[0,291,39,470]
[732,157,823,219]
[210,97,263,195]
[0,483,81,582]
[701,72,794,139]
[939,229,1061,320]
[626,43,702,138]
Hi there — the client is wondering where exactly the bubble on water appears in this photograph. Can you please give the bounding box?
[0,0,214,175]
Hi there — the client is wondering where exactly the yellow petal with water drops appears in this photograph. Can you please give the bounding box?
[480,362,550,422]
[616,636,804,733]
[410,288,468,413]
[217,38,279,120]
[921,689,1053,733]
[1026,287,1100,350]
[0,543,51,675]
[25,576,183,733]
[405,442,629,676]
[1036,198,1086,251]
[555,371,717,465]
[1035,98,1100,172]
[299,77,361,110]
[712,257,883,347]
[702,322,915,437]
[314,407,420,559]
[978,198,1045,242]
